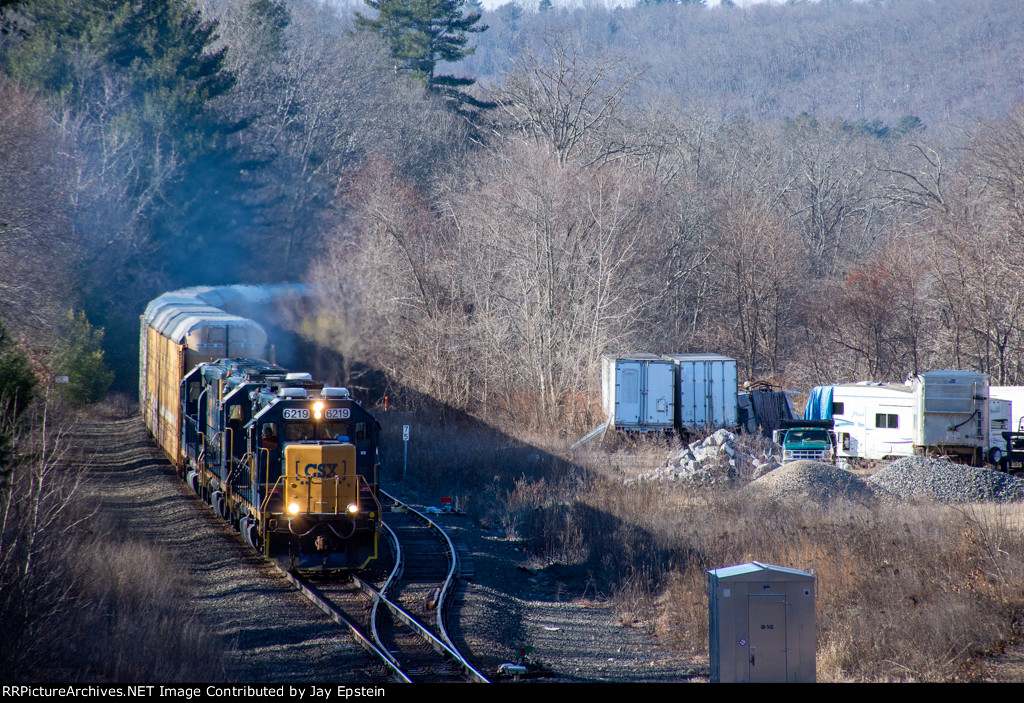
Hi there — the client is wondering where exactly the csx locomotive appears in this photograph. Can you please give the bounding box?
[140,286,380,571]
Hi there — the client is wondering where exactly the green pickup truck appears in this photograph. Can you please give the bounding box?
[774,419,836,464]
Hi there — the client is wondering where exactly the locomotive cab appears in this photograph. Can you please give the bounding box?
[251,389,381,571]
[277,442,378,569]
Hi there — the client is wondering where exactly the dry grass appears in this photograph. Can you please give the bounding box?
[523,473,1024,681]
[370,394,1024,682]
[66,528,226,682]
[389,409,1024,681]
[0,400,224,682]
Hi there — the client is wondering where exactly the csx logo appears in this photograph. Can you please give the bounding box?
[295,461,339,478]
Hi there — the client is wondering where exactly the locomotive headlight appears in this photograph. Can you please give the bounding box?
[347,502,359,515]
[288,502,300,515]
[313,400,324,419]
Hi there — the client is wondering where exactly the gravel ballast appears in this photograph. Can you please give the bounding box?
[80,413,385,682]
[868,456,1024,503]
[84,411,703,683]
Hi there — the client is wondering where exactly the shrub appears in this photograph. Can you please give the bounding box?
[53,311,113,408]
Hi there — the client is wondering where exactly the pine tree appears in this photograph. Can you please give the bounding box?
[355,0,487,97]
[0,318,35,473]
[2,0,249,387]
[53,311,113,408]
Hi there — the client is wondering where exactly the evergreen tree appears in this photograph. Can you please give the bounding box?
[53,311,113,408]
[2,0,249,388]
[0,318,35,474]
[355,0,487,102]
[0,0,25,37]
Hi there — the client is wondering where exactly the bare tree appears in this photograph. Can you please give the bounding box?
[777,115,882,278]
[213,0,470,275]
[973,103,1024,247]
[804,236,934,382]
[0,404,88,677]
[701,203,804,380]
[0,78,74,337]
[444,141,669,427]
[494,28,645,167]
[311,154,463,404]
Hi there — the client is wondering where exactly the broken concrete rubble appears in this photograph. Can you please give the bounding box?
[627,429,781,486]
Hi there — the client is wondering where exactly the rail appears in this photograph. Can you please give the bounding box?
[280,568,413,683]
[378,490,490,683]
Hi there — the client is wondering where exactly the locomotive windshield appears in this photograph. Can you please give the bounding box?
[283,421,352,442]
[284,422,315,441]
[321,421,348,439]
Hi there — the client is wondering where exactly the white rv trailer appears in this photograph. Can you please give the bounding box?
[831,382,916,460]
[824,371,991,463]
[990,386,1024,431]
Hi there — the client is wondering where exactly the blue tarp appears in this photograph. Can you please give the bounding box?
[803,386,834,420]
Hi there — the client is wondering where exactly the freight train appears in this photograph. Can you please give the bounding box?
[140,286,380,571]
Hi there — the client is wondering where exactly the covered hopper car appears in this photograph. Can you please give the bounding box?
[140,287,380,571]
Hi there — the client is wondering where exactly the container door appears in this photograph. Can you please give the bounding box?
[615,361,642,427]
[643,362,674,427]
[678,363,696,426]
[716,361,738,426]
[693,362,710,425]
[748,595,788,683]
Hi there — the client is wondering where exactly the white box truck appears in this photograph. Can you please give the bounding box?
[601,354,675,432]
[662,353,738,430]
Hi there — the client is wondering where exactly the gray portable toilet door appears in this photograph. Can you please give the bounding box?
[748,595,788,682]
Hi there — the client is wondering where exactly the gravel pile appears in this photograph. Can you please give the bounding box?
[746,460,877,505]
[868,456,1024,504]
[631,429,780,486]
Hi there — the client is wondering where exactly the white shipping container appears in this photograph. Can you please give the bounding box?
[601,354,675,431]
[663,353,738,429]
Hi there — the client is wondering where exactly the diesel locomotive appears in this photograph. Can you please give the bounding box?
[140,286,380,571]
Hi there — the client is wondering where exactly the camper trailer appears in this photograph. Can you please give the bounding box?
[806,371,991,464]
[829,382,917,461]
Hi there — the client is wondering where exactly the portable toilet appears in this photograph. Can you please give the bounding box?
[708,561,816,683]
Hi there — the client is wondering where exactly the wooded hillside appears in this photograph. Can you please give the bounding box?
[1,0,1023,432]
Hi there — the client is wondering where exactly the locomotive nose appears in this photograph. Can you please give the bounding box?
[283,442,358,515]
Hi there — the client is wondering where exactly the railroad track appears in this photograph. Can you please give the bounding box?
[278,491,489,683]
